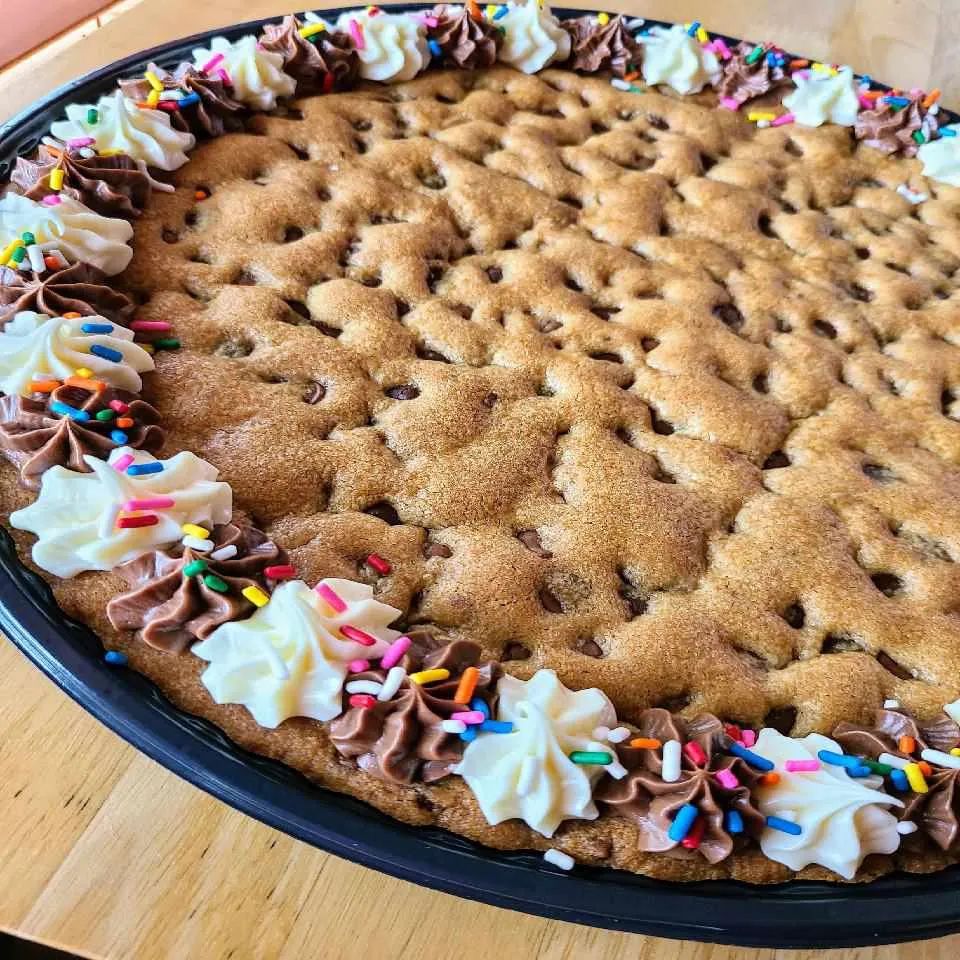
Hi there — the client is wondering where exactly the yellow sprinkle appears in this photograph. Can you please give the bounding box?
[182,523,210,539]
[951,748,960,758]
[145,70,163,92]
[696,26,708,43]
[904,762,929,794]
[74,367,94,379]
[298,22,327,38]
[49,168,65,191]
[146,89,160,108]
[596,12,609,25]
[408,668,451,685]
[748,111,776,122]
[242,585,270,608]
[811,62,829,73]
[98,148,123,157]
[0,238,23,266]
[140,343,156,354]
[486,3,497,16]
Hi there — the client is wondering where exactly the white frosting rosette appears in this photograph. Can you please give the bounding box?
[0,311,154,397]
[455,670,617,837]
[754,729,903,879]
[919,125,960,186]
[192,35,295,111]
[50,90,195,171]
[497,0,571,74]
[10,447,233,578]
[638,23,720,95]
[783,66,860,127]
[334,10,430,83]
[0,192,133,276]
[192,579,402,727]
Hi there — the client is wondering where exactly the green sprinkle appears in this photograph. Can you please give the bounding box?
[10,247,26,263]
[569,750,614,765]
[863,759,894,775]
[20,231,35,246]
[183,559,209,577]
[203,573,229,592]
[95,409,115,422]
[913,130,926,144]
[745,45,764,65]
[153,337,181,350]
[87,108,99,124]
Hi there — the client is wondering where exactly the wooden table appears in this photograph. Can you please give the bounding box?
[2,2,960,957]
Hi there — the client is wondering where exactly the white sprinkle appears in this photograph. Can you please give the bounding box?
[897,820,918,835]
[592,726,611,741]
[442,719,467,734]
[625,17,645,31]
[944,699,960,726]
[920,748,960,770]
[99,503,121,539]
[377,665,406,701]
[345,679,382,696]
[79,147,96,159]
[26,244,45,273]
[757,119,771,129]
[897,183,928,204]
[930,103,941,115]
[662,739,682,783]
[209,544,239,562]
[41,135,66,151]
[883,699,901,710]
[604,760,628,780]
[543,848,575,871]
[182,534,214,552]
[607,726,631,744]
[517,756,539,796]
[610,78,632,92]
[879,752,911,770]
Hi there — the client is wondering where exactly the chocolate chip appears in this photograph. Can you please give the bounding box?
[486,266,503,283]
[536,317,562,333]
[763,450,790,469]
[871,572,903,597]
[591,305,616,321]
[234,269,258,286]
[812,319,837,339]
[161,227,179,244]
[647,114,668,131]
[425,543,452,559]
[576,638,603,658]
[302,381,326,404]
[502,642,531,661]
[588,351,622,363]
[420,171,446,189]
[482,392,498,408]
[416,345,451,363]
[283,226,304,243]
[877,650,912,679]
[385,384,419,400]
[517,529,552,559]
[363,501,401,525]
[822,634,861,654]
[539,588,563,613]
[650,409,674,435]
[849,282,873,303]
[782,603,805,629]
[763,705,798,735]
[641,336,660,352]
[285,299,310,321]
[862,462,896,483]
[713,303,744,331]
[313,320,342,338]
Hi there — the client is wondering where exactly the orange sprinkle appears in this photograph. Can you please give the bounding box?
[62,311,82,319]
[922,88,941,109]
[454,666,479,704]
[467,0,482,21]
[43,256,60,270]
[29,379,61,393]
[899,735,917,755]
[65,375,106,392]
[116,417,135,429]
[194,190,208,201]
[760,772,781,786]
[42,145,63,158]
[629,737,663,750]
[789,59,810,69]
[918,760,933,777]
[623,71,639,82]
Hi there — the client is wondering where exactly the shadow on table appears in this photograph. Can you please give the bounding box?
[0,932,88,960]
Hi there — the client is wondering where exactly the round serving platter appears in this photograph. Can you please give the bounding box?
[2,7,960,948]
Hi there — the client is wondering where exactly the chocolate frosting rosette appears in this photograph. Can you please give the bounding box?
[598,709,765,863]
[120,62,244,138]
[561,14,641,77]
[0,385,163,490]
[716,41,789,108]
[12,147,151,219]
[330,638,500,784]
[428,5,502,70]
[0,263,135,328]
[834,708,960,851]
[854,95,939,157]
[259,15,360,92]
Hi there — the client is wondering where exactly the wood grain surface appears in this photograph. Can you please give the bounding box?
[3,2,960,958]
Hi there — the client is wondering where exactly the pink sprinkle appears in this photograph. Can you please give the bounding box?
[42,195,62,206]
[715,769,740,789]
[113,453,135,473]
[714,37,732,60]
[200,53,224,74]
[349,694,377,709]
[366,552,391,575]
[131,320,173,332]
[683,741,707,766]
[741,729,757,748]
[109,399,130,414]
[719,96,740,111]
[349,18,365,51]
[67,136,95,148]
[122,497,174,511]
[771,113,796,127]
[451,710,485,724]
[315,582,347,613]
[380,635,411,669]
[858,94,874,110]
[785,759,820,772]
[348,659,370,673]
[422,15,438,27]
[217,68,233,87]
[340,624,377,646]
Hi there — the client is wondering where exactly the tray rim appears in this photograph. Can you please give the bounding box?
[2,6,959,948]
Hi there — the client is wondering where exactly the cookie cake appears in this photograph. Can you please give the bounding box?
[2,4,960,885]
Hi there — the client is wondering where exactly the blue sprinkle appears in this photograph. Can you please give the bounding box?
[110,430,129,444]
[766,51,778,67]
[104,650,128,666]
[81,322,114,334]
[766,815,802,836]
[428,39,442,57]
[667,803,699,842]
[818,749,861,768]
[941,128,957,137]
[727,742,774,772]
[884,95,912,108]
[459,726,478,743]
[890,768,909,791]
[50,400,90,422]
[471,696,490,719]
[686,20,701,37]
[725,810,744,835]
[89,343,123,363]
[479,720,513,734]
[846,763,874,778]
[179,92,201,107]
[493,5,508,20]
[127,461,163,476]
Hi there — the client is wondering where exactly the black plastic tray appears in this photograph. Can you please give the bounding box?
[2,8,960,948]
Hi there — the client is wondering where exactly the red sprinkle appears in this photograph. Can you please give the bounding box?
[683,742,707,766]
[322,71,334,94]
[131,320,173,332]
[109,399,130,414]
[680,817,705,850]
[118,514,159,529]
[349,694,377,709]
[265,564,296,580]
[340,624,378,646]
[724,723,742,741]
[43,256,60,270]
[365,553,391,575]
